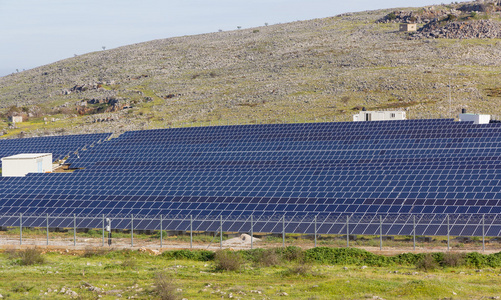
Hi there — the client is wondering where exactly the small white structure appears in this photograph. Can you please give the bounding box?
[459,113,491,124]
[399,23,417,32]
[10,116,23,123]
[1,153,52,177]
[353,110,406,122]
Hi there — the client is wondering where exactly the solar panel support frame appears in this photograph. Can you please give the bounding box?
[46,213,49,246]
[314,215,317,248]
[379,215,383,251]
[413,215,416,251]
[131,214,134,248]
[20,213,23,246]
[282,215,285,248]
[102,215,105,247]
[250,215,254,250]
[482,214,485,252]
[220,215,223,250]
[190,215,193,249]
[346,215,349,248]
[160,215,163,248]
[73,214,76,247]
[447,214,450,252]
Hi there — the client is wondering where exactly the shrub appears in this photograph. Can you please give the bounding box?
[121,258,137,269]
[388,12,397,20]
[465,252,487,268]
[393,253,423,266]
[284,263,313,276]
[446,14,457,21]
[441,252,465,267]
[17,248,45,266]
[280,246,304,262]
[161,249,214,261]
[214,250,243,271]
[416,254,438,272]
[304,247,392,267]
[155,272,180,300]
[257,248,281,267]
[81,247,109,258]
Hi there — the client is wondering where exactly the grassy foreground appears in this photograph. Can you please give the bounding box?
[0,247,501,299]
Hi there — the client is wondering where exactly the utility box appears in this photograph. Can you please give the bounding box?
[1,153,52,177]
[459,113,491,124]
[353,111,406,122]
[399,23,417,32]
[9,116,23,123]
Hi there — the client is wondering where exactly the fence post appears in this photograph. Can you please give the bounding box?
[220,215,223,249]
[413,215,416,251]
[46,213,49,246]
[447,214,450,251]
[250,215,254,250]
[102,214,105,247]
[314,215,317,248]
[20,213,22,245]
[160,214,163,248]
[482,214,485,252]
[282,215,285,248]
[346,215,349,248]
[379,215,383,251]
[131,214,134,247]
[73,214,76,247]
[190,215,193,249]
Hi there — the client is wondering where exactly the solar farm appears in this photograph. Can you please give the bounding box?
[1,117,501,244]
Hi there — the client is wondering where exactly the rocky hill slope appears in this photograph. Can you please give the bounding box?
[1,1,501,138]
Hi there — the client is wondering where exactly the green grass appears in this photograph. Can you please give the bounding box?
[1,248,501,299]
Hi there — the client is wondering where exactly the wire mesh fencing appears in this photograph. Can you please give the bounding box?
[0,213,499,251]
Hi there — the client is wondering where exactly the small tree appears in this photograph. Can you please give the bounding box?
[102,46,106,51]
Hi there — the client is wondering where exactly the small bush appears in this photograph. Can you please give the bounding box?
[387,12,397,20]
[257,248,281,267]
[121,258,137,269]
[416,254,438,272]
[441,252,465,267]
[82,247,109,258]
[15,248,45,266]
[214,250,243,271]
[283,263,313,276]
[281,246,304,262]
[161,249,214,261]
[12,283,34,293]
[155,272,180,300]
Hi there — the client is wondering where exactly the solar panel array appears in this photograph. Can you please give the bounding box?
[0,133,111,169]
[1,119,501,236]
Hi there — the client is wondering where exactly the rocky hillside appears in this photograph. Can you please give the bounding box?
[1,1,501,138]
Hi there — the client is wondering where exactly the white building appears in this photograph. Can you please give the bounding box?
[459,113,491,124]
[1,153,52,177]
[10,116,23,123]
[353,110,406,122]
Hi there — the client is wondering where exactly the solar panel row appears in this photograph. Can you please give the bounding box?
[0,133,111,168]
[0,120,500,236]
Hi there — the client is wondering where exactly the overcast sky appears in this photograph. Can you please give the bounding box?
[0,0,460,77]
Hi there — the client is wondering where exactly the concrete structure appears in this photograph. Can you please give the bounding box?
[353,110,406,122]
[459,113,491,124]
[1,153,52,177]
[10,116,23,123]
[399,23,417,32]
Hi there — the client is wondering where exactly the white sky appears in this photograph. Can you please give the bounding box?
[0,0,459,77]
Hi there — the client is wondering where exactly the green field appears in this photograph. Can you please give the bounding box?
[1,247,501,299]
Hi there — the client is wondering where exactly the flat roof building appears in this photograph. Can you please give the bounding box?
[1,153,52,177]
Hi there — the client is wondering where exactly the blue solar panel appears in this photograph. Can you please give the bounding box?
[0,119,501,236]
